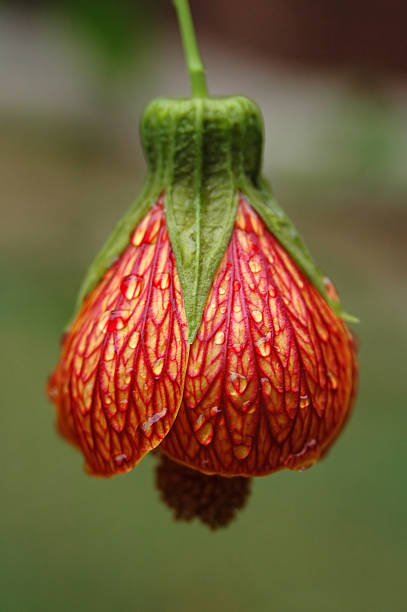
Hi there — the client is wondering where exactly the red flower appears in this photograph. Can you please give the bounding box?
[47,0,359,525]
[48,195,357,479]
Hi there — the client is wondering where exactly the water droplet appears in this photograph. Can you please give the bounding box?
[119,398,128,410]
[231,343,242,353]
[113,453,128,465]
[233,304,241,313]
[254,334,272,357]
[242,400,255,414]
[218,286,226,295]
[295,462,315,472]
[261,377,272,397]
[214,331,225,345]
[284,439,317,468]
[193,413,205,431]
[196,421,214,446]
[327,370,338,390]
[152,357,164,376]
[120,274,144,300]
[104,394,112,405]
[128,331,140,349]
[141,408,167,432]
[107,310,131,332]
[251,308,263,323]
[300,394,310,408]
[249,258,261,274]
[153,273,170,290]
[268,285,276,297]
[210,406,221,417]
[230,371,246,382]
[220,305,227,314]
[229,371,248,395]
[233,445,251,460]
[233,281,241,292]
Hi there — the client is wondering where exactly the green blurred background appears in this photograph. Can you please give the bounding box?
[1,1,406,611]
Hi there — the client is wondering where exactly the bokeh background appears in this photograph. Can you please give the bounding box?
[1,1,406,611]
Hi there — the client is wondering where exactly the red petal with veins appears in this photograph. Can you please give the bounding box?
[48,198,189,476]
[161,197,358,476]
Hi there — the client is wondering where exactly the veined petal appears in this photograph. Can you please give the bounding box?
[48,198,189,476]
[161,197,357,476]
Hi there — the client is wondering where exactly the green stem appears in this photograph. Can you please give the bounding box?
[173,0,209,97]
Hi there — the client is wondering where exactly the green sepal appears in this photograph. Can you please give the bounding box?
[142,96,263,342]
[241,177,357,322]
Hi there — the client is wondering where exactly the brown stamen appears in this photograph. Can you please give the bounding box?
[155,453,252,530]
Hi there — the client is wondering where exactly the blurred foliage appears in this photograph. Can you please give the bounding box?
[5,0,156,72]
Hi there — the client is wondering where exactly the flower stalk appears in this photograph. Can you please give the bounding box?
[173,0,209,97]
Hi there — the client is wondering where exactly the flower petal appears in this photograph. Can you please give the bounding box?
[48,199,189,476]
[161,197,357,476]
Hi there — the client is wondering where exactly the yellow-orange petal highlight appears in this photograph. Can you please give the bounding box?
[48,197,189,476]
[161,196,358,476]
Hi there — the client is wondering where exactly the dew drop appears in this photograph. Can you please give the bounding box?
[251,308,263,323]
[128,331,140,349]
[153,272,170,290]
[218,286,226,295]
[120,274,144,300]
[193,413,205,431]
[196,421,214,446]
[210,406,221,417]
[241,400,255,414]
[141,408,167,432]
[113,453,128,465]
[299,394,310,408]
[260,377,272,397]
[152,357,164,377]
[233,304,242,313]
[229,371,248,394]
[233,445,251,460]
[254,334,272,357]
[107,310,131,332]
[214,331,225,345]
[220,305,227,314]
[327,370,338,390]
[231,343,242,353]
[249,258,261,274]
[294,462,315,472]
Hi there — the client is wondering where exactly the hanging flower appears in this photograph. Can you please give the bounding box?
[47,0,358,529]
